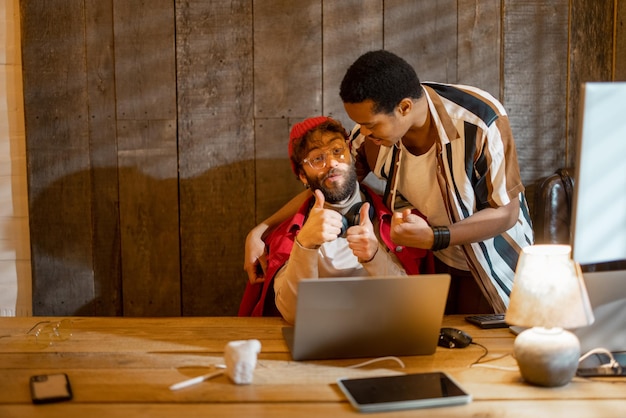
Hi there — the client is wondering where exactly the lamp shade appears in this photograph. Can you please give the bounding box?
[505,245,594,329]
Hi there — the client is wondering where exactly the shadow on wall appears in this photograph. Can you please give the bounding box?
[27,158,267,317]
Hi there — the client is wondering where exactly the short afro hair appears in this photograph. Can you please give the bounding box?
[339,50,423,114]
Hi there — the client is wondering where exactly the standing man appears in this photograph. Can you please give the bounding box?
[244,50,533,314]
[340,50,533,313]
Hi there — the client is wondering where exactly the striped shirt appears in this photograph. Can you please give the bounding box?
[349,82,534,312]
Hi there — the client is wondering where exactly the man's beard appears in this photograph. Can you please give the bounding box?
[307,166,358,203]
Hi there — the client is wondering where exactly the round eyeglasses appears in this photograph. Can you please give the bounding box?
[302,146,349,170]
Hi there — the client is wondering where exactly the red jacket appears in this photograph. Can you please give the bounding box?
[238,185,435,317]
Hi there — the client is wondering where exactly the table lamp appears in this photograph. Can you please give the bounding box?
[505,244,594,387]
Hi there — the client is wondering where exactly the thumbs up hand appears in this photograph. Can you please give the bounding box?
[390,208,432,249]
[297,189,343,249]
[346,202,379,263]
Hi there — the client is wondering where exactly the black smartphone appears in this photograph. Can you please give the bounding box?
[30,373,73,404]
[337,372,471,412]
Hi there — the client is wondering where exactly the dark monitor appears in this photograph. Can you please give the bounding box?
[570,82,626,354]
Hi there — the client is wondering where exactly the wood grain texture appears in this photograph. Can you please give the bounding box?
[322,0,383,128]
[254,0,322,118]
[503,0,569,186]
[85,0,122,316]
[114,1,179,316]
[176,0,255,316]
[20,0,96,315]
[457,0,501,100]
[117,121,180,317]
[567,0,614,167]
[254,117,303,224]
[113,0,176,121]
[0,316,625,417]
[384,0,458,84]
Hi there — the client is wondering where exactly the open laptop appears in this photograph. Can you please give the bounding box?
[282,274,451,361]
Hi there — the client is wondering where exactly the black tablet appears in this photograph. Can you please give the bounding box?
[337,371,471,412]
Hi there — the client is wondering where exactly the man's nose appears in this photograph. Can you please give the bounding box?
[327,156,340,168]
[360,126,372,137]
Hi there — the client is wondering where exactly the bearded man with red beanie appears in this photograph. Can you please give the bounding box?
[238,117,433,324]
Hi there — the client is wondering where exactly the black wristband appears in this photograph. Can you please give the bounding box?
[430,226,451,251]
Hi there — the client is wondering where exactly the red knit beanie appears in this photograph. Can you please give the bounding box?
[288,116,330,176]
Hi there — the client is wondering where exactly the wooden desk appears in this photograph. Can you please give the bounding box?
[0,316,624,417]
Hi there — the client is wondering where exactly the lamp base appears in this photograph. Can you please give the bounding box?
[513,327,580,387]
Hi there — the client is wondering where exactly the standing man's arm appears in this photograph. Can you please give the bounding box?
[391,196,520,249]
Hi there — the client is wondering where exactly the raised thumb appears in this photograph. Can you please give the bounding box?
[359,202,372,226]
[313,189,325,209]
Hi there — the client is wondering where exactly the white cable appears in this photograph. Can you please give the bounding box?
[169,370,224,390]
[579,347,622,369]
[347,356,406,369]
[470,364,519,371]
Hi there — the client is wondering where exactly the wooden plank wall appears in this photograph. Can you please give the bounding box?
[22,1,97,315]
[85,0,122,315]
[504,0,569,185]
[618,0,626,81]
[567,0,616,166]
[20,0,623,316]
[176,0,255,316]
[115,1,180,316]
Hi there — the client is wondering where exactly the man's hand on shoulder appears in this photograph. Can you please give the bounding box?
[244,226,268,284]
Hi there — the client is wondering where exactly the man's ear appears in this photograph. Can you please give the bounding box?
[298,172,309,187]
[398,98,413,116]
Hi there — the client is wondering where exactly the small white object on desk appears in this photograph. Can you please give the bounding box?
[224,339,262,385]
[169,339,261,390]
